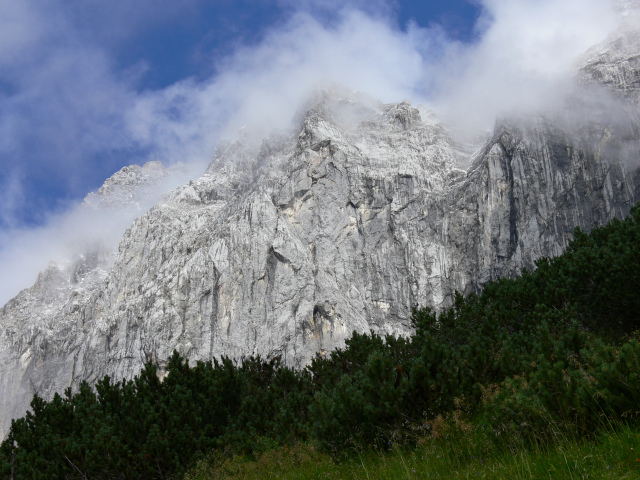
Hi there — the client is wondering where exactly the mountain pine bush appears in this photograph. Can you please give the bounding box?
[1,203,639,478]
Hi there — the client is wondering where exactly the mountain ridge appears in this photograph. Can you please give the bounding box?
[1,27,640,439]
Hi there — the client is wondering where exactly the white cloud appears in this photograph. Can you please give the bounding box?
[0,163,203,306]
[430,0,621,134]
[133,10,429,144]
[129,0,630,154]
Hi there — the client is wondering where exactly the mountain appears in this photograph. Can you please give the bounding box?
[1,26,640,438]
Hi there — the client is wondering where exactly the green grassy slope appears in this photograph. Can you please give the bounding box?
[185,425,640,479]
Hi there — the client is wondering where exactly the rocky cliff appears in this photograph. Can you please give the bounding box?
[1,28,640,438]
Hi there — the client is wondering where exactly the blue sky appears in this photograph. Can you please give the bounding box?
[0,0,626,304]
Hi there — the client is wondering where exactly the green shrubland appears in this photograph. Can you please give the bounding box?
[1,204,640,479]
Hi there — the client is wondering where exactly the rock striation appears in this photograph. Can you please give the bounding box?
[1,29,640,438]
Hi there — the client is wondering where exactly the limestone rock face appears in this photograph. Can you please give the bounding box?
[1,31,640,438]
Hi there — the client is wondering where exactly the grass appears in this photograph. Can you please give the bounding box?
[183,424,640,479]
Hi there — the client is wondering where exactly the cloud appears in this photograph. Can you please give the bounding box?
[127,9,429,147]
[0,0,635,304]
[429,0,621,134]
[0,0,208,303]
[0,161,202,306]
[130,0,626,149]
[0,2,140,224]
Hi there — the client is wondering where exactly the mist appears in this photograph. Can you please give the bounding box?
[430,0,621,135]
[0,162,203,306]
[0,0,636,305]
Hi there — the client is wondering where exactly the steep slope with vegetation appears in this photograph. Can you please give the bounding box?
[1,204,640,479]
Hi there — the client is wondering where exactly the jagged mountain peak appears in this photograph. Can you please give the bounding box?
[199,94,462,212]
[82,161,168,209]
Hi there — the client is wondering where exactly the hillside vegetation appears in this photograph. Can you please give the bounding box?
[1,204,640,479]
